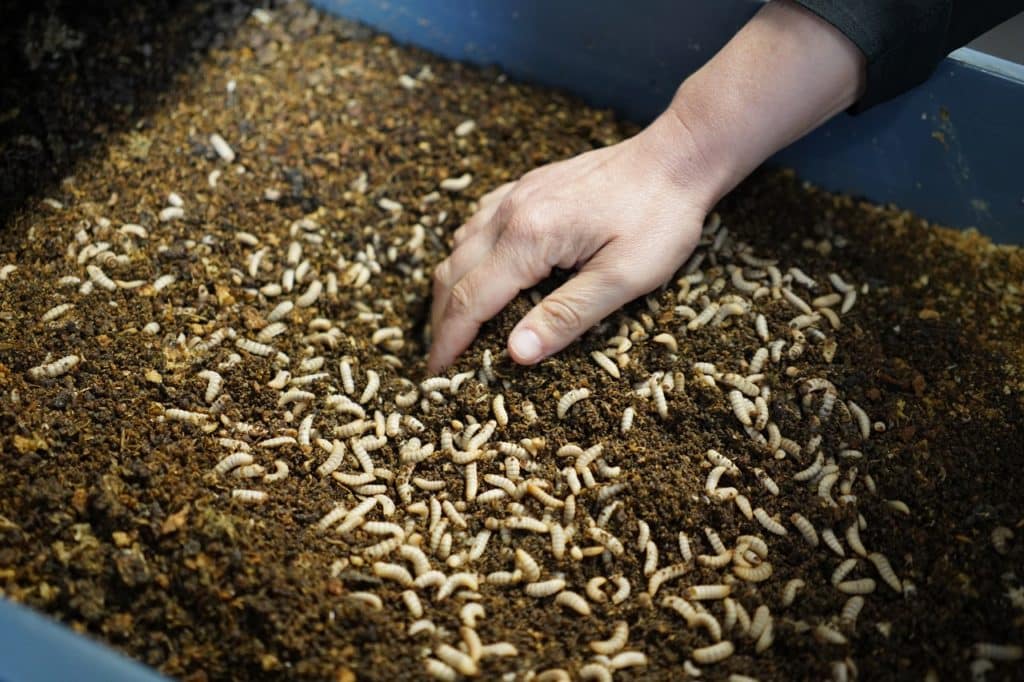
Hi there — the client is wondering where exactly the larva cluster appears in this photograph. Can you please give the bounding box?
[29,125,941,682]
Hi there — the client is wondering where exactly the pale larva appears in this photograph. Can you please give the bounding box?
[263,460,289,483]
[578,665,612,682]
[836,578,876,595]
[840,595,864,629]
[327,394,366,419]
[821,528,846,557]
[793,452,825,482]
[528,483,564,509]
[164,408,208,425]
[728,390,754,426]
[755,468,780,496]
[846,522,867,557]
[27,354,81,381]
[650,376,668,418]
[440,173,473,192]
[231,489,267,504]
[633,520,651,551]
[515,548,542,582]
[787,267,818,289]
[258,436,297,449]
[722,373,759,397]
[790,513,819,546]
[41,303,74,323]
[648,563,691,597]
[755,313,770,342]
[151,273,176,292]
[678,532,693,561]
[686,584,731,600]
[813,624,848,645]
[748,604,772,641]
[831,558,859,586]
[753,508,787,536]
[585,577,608,603]
[867,552,902,592]
[841,289,857,313]
[235,338,274,356]
[643,540,659,576]
[620,406,635,434]
[397,590,423,619]
[734,494,753,519]
[704,466,731,499]
[209,133,236,162]
[214,452,254,475]
[847,400,871,440]
[692,641,734,664]
[991,526,1014,555]
[554,590,591,615]
[399,545,432,576]
[590,621,629,655]
[700,527,724,555]
[316,504,348,531]
[479,642,518,659]
[195,370,224,403]
[588,526,625,556]
[158,206,185,222]
[734,562,773,582]
[525,578,565,598]
[610,576,631,604]
[781,578,806,607]
[358,369,380,405]
[609,651,648,670]
[591,350,621,378]
[782,287,813,315]
[557,388,591,419]
[315,441,348,477]
[492,393,509,427]
[688,301,719,330]
[257,322,288,343]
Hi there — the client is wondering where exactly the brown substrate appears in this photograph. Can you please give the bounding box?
[1,2,1022,681]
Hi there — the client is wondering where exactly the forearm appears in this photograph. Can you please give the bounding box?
[658,0,866,203]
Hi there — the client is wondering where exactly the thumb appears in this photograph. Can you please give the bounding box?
[507,249,644,364]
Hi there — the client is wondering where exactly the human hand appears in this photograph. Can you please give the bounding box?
[427,112,721,373]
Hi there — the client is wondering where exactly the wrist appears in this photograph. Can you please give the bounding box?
[636,105,735,216]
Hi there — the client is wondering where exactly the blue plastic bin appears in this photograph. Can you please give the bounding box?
[1,3,1022,681]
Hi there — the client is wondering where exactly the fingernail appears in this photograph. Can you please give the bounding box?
[510,328,543,363]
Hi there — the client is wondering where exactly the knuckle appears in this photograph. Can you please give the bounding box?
[501,201,542,240]
[616,268,654,297]
[432,259,453,288]
[445,282,474,319]
[539,295,584,336]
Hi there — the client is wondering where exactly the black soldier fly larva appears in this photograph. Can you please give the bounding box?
[209,133,236,162]
[753,508,787,536]
[867,552,902,592]
[27,355,81,381]
[439,173,473,192]
[231,489,267,504]
[790,513,819,547]
[781,578,806,607]
[591,350,621,378]
[836,578,876,595]
[692,641,734,664]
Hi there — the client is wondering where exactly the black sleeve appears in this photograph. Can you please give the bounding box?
[793,1,1024,112]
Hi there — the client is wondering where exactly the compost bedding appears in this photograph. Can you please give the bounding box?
[1,2,1022,680]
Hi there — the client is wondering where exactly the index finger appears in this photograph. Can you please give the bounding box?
[427,238,545,373]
